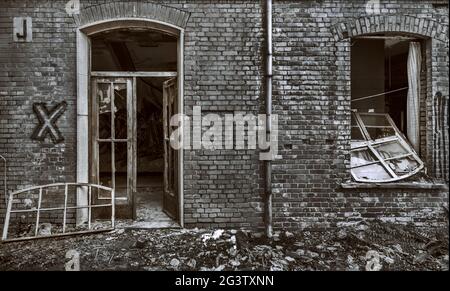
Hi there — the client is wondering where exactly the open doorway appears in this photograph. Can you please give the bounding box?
[135,77,173,224]
[89,28,180,226]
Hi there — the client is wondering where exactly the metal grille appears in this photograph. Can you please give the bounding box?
[2,183,115,242]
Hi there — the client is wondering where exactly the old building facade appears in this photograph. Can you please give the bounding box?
[0,0,448,234]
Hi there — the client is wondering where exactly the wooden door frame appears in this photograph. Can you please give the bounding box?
[76,19,184,226]
[163,78,179,219]
[90,77,134,204]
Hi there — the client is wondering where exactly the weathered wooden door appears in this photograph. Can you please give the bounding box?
[91,77,137,218]
[163,78,179,219]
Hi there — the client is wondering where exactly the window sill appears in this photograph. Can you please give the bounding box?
[340,181,448,190]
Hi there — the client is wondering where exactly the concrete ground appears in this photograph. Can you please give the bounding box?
[134,174,178,228]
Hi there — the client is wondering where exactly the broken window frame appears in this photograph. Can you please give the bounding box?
[1,183,115,242]
[350,112,424,183]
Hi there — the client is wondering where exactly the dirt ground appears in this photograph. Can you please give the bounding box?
[0,220,448,271]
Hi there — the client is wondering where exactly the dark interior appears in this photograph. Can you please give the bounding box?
[91,29,177,72]
[351,37,421,136]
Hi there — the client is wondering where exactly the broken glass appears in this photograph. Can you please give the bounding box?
[351,149,377,167]
[97,83,112,139]
[357,113,397,140]
[386,157,420,176]
[114,83,127,139]
[359,114,392,127]
[352,163,392,181]
[365,127,396,140]
[99,142,112,199]
[114,142,128,199]
[98,83,112,115]
[374,141,409,159]
[350,112,424,183]
[351,114,366,140]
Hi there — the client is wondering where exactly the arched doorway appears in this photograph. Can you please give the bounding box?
[76,19,184,227]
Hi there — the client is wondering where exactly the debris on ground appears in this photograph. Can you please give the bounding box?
[0,220,447,271]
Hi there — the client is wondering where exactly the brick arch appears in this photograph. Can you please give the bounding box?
[73,1,190,29]
[331,15,448,43]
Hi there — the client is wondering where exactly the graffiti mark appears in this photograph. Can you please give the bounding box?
[365,250,382,271]
[65,250,80,271]
[31,101,67,144]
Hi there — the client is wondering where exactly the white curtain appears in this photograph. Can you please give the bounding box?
[407,42,422,152]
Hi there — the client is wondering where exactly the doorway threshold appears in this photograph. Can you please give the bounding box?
[115,219,181,230]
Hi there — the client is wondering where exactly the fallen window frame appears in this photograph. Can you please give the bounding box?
[350,112,424,183]
[2,183,115,242]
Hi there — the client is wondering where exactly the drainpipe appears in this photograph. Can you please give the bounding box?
[264,0,273,238]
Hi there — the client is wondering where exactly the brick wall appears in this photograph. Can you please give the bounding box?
[0,0,78,224]
[271,0,449,230]
[0,0,448,230]
[182,0,264,228]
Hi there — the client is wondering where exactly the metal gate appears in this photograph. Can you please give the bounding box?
[2,183,115,242]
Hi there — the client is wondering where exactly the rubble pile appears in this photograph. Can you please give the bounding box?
[0,220,447,271]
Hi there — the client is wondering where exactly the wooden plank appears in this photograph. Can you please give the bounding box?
[88,186,92,230]
[9,209,39,213]
[35,188,43,236]
[10,203,113,213]
[97,139,128,143]
[363,126,396,129]
[163,79,169,210]
[174,82,179,215]
[96,196,127,201]
[127,78,133,208]
[111,189,115,229]
[2,229,114,243]
[132,77,137,219]
[62,184,68,233]
[95,78,128,83]
[354,112,371,141]
[91,79,100,209]
[341,182,448,190]
[10,204,108,213]
[162,79,173,218]
[351,135,398,150]
[2,192,13,240]
[91,71,177,78]
[162,78,178,219]
[8,183,113,196]
[110,81,116,203]
[178,30,184,227]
